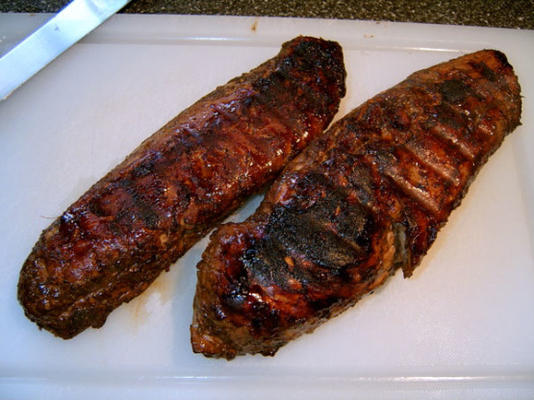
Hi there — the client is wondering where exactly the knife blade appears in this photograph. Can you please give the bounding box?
[0,0,130,101]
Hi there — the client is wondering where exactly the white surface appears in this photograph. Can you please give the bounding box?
[1,13,533,399]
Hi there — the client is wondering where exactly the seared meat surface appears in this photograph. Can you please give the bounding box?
[18,36,346,339]
[191,50,522,359]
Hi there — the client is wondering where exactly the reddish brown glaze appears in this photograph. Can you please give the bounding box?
[18,36,346,339]
[191,50,522,359]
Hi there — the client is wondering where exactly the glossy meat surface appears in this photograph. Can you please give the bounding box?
[191,50,522,359]
[18,36,346,339]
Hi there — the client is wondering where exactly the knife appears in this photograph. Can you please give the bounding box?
[0,0,130,101]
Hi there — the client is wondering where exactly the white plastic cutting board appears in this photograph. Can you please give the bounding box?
[1,14,533,399]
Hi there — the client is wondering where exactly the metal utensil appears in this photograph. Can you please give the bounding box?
[0,0,130,101]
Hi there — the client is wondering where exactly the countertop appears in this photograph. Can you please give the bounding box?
[0,0,533,30]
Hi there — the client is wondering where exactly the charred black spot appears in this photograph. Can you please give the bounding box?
[253,67,328,120]
[268,196,370,270]
[222,290,247,311]
[70,307,92,328]
[381,97,411,132]
[309,296,340,313]
[222,260,251,311]
[434,103,466,129]
[250,303,280,335]
[252,39,345,127]
[119,179,160,229]
[291,38,341,72]
[253,74,282,97]
[491,50,511,69]
[241,180,377,291]
[439,79,471,104]
[469,61,497,82]
[241,238,289,288]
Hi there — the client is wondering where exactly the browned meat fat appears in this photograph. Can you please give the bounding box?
[191,50,522,359]
[17,36,346,339]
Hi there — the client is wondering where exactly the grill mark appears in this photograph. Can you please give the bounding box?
[344,154,380,212]
[468,60,497,82]
[242,217,359,291]
[315,144,380,215]
[430,124,476,160]
[275,214,361,270]
[434,102,467,130]
[252,90,304,135]
[119,179,160,229]
[477,121,495,137]
[403,141,460,186]
[343,186,376,217]
[242,236,291,290]
[243,172,372,290]
[365,149,440,217]
[326,173,375,215]
[321,218,366,255]
[251,183,375,285]
[382,168,440,215]
[299,200,366,255]
[439,79,472,104]
[303,167,377,216]
[302,172,378,252]
[213,125,272,171]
